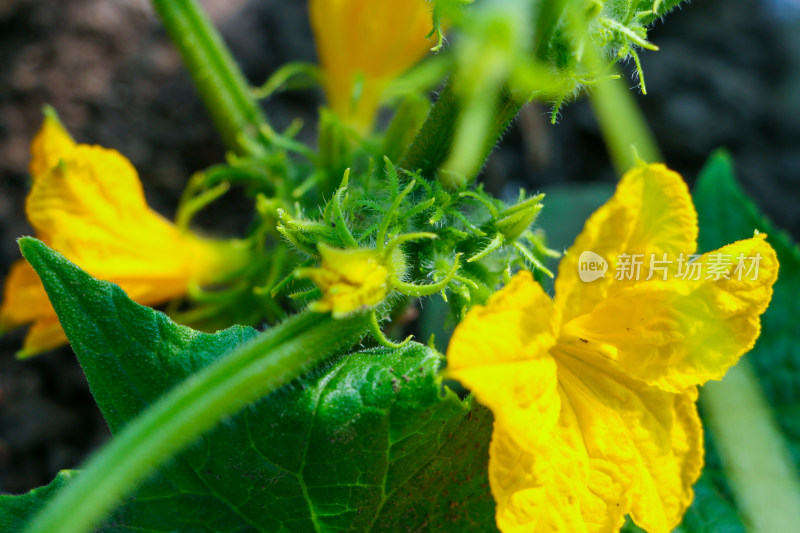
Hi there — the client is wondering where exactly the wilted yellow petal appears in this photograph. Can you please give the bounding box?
[310,0,435,131]
[25,146,235,305]
[29,113,76,178]
[555,164,698,324]
[0,118,248,356]
[563,234,778,392]
[298,244,390,317]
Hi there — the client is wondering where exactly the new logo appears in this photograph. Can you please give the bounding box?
[578,251,607,282]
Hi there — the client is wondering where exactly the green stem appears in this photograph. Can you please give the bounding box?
[701,360,800,533]
[589,72,662,173]
[400,83,522,187]
[151,0,269,155]
[24,311,370,533]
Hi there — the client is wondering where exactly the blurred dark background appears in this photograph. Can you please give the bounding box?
[1,0,798,494]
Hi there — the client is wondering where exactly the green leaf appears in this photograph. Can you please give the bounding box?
[100,343,490,532]
[1,241,496,531]
[673,472,747,533]
[0,472,76,531]
[13,238,375,533]
[692,150,800,531]
[371,404,498,532]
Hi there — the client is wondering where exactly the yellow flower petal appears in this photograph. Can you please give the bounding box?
[555,164,698,324]
[29,113,76,178]
[25,145,234,305]
[298,244,390,317]
[17,317,68,359]
[445,164,769,532]
[310,0,435,131]
[489,420,590,533]
[488,344,703,533]
[555,349,703,533]
[447,272,560,448]
[0,259,53,329]
[629,388,704,532]
[563,234,778,392]
[447,271,559,367]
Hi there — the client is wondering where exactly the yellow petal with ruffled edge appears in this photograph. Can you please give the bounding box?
[446,162,776,533]
[556,349,703,533]
[489,420,590,533]
[26,147,237,303]
[29,113,75,177]
[555,164,699,324]
[446,272,561,449]
[487,343,703,533]
[310,0,435,132]
[563,234,778,392]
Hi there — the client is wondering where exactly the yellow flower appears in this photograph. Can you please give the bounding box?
[446,163,779,532]
[309,0,436,132]
[0,115,247,357]
[297,243,392,317]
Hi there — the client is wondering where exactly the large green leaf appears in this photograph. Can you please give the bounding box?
[0,241,496,531]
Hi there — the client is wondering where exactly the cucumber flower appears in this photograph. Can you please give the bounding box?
[0,115,248,358]
[446,164,778,532]
[298,243,394,318]
[309,0,436,133]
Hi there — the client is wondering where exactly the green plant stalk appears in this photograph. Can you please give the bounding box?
[151,0,269,155]
[23,309,371,533]
[400,83,522,187]
[589,72,662,173]
[701,360,800,533]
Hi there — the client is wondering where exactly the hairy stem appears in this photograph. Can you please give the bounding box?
[400,83,523,188]
[151,0,269,155]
